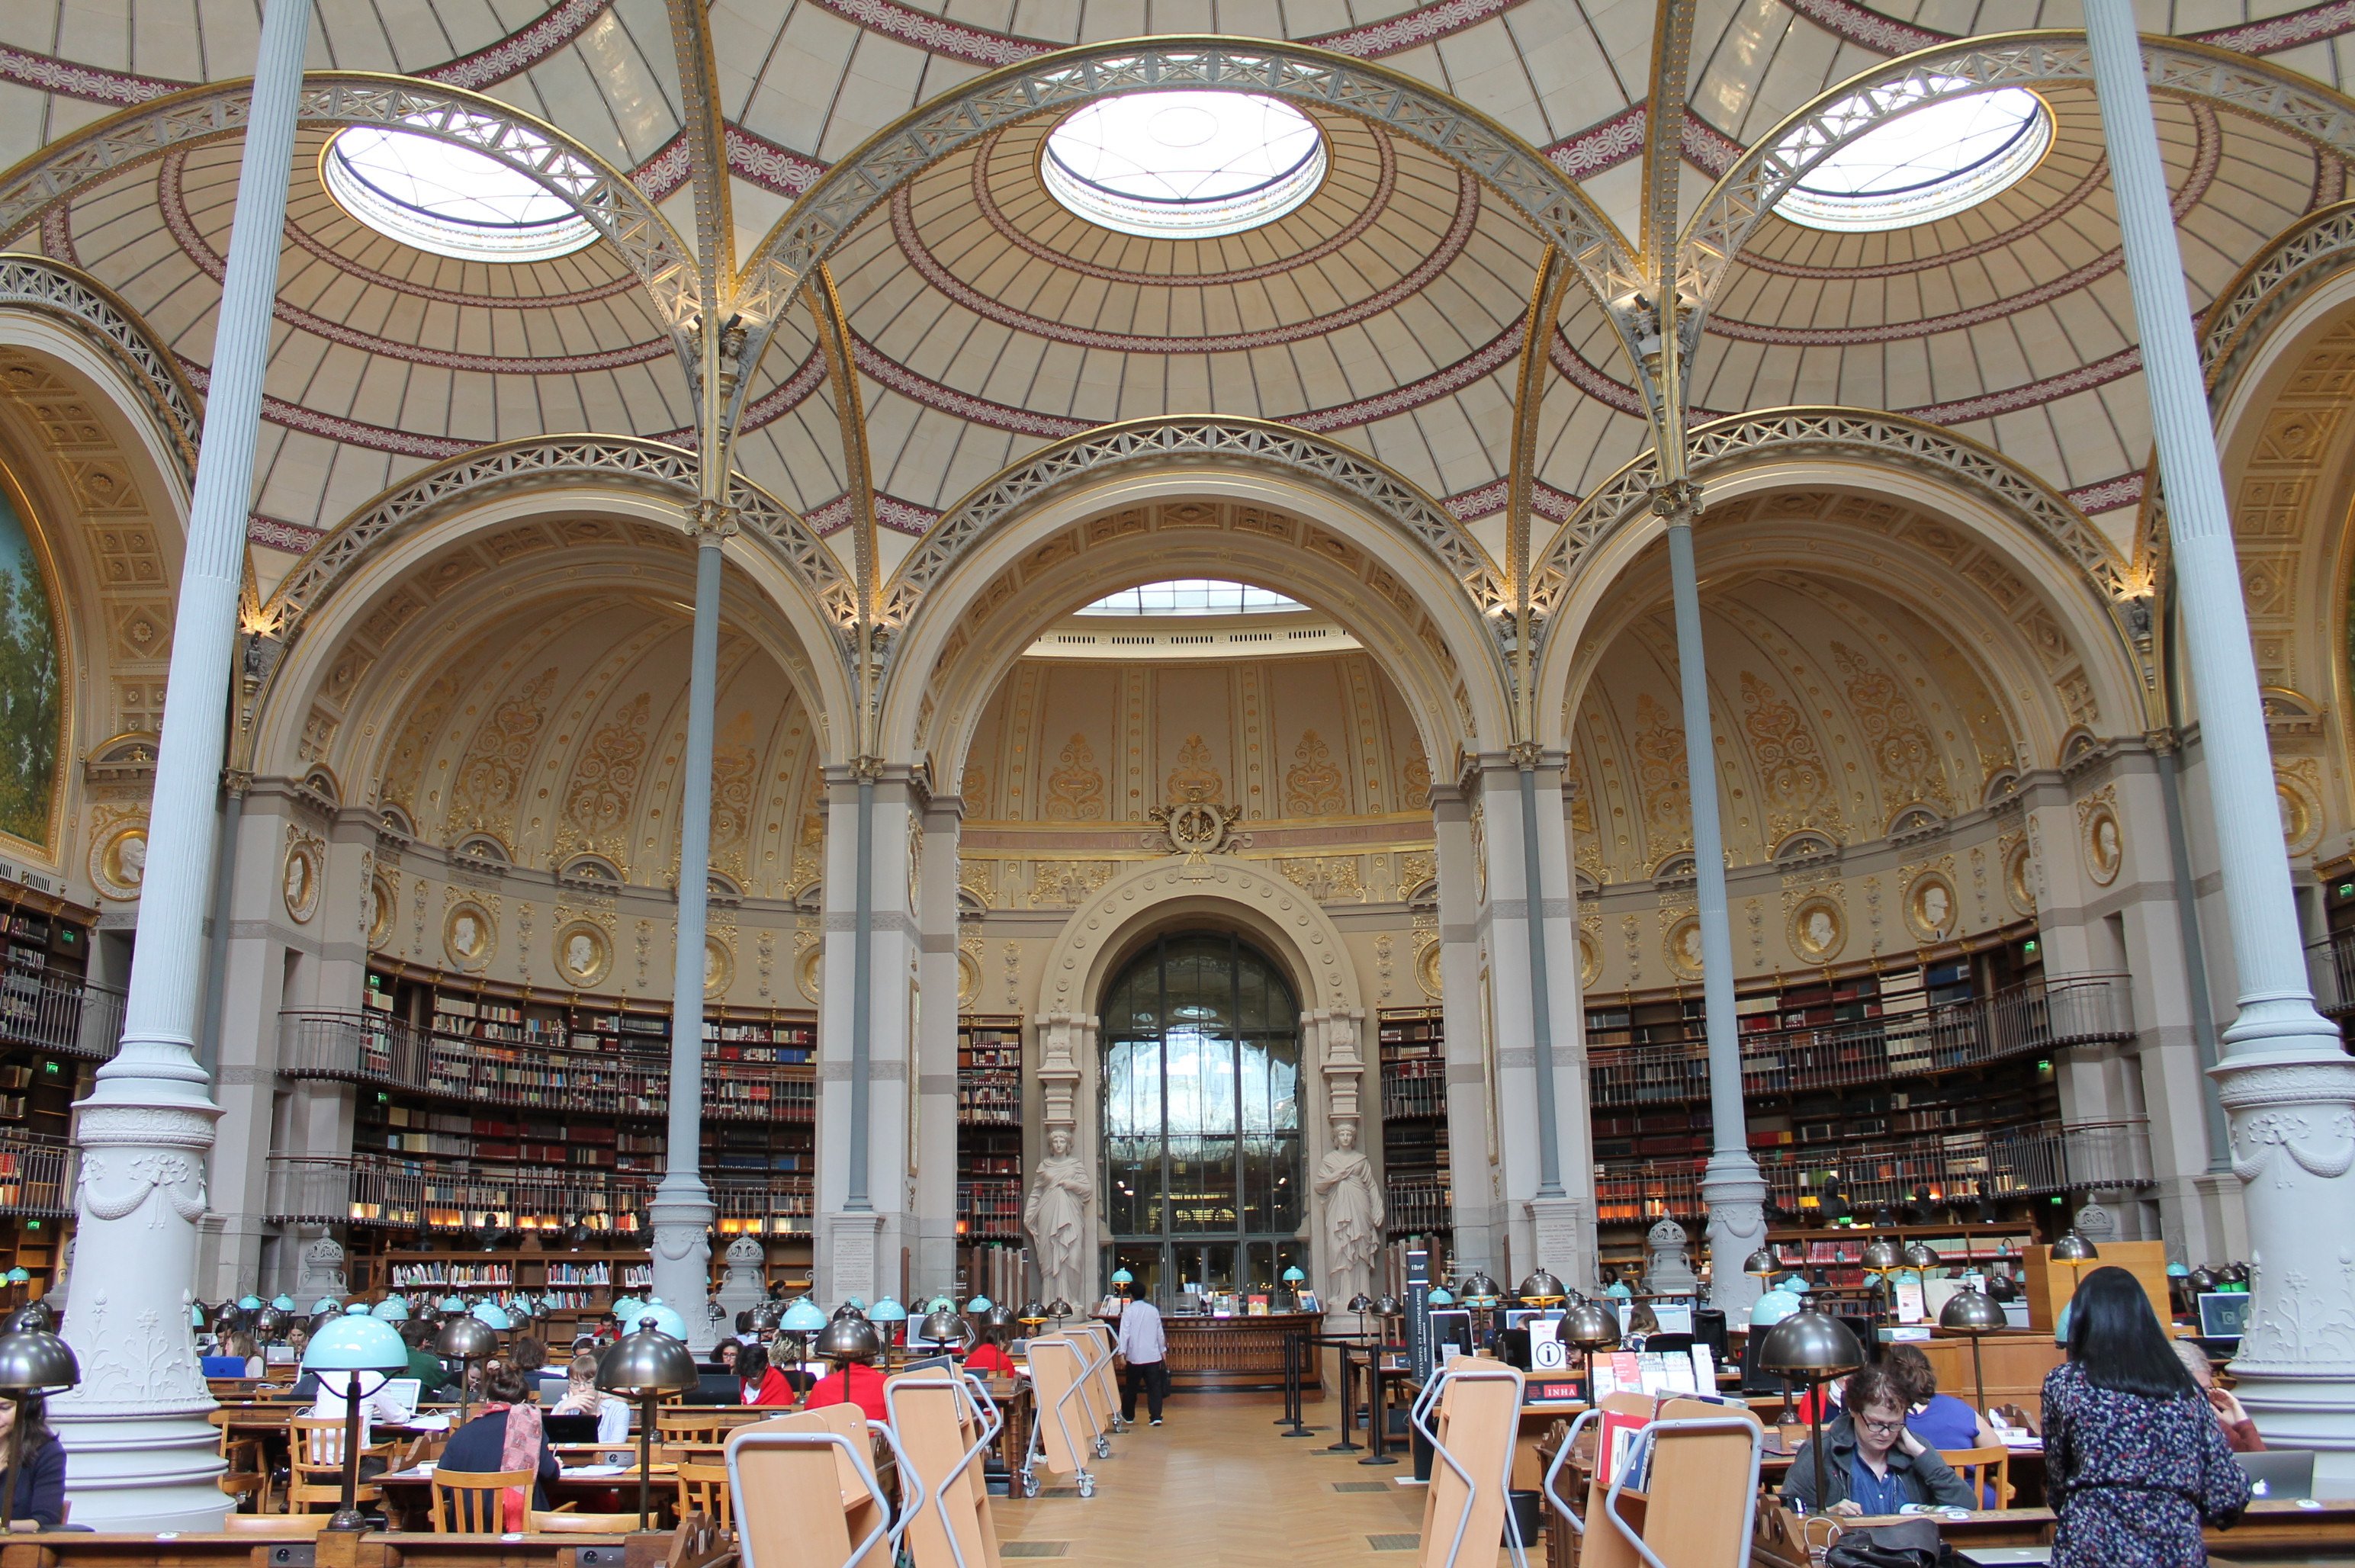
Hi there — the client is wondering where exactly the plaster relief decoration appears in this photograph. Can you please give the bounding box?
[2003,834,2035,916]
[1788,894,1846,963]
[795,936,823,1004]
[1044,733,1107,820]
[2276,760,2325,856]
[555,921,611,987]
[1416,937,1443,999]
[444,898,495,972]
[88,811,146,900]
[704,937,733,998]
[368,873,395,948]
[1664,914,1704,979]
[281,828,323,923]
[958,940,982,1007]
[1164,732,1224,803]
[1277,856,1364,901]
[2079,789,2123,885]
[1904,871,1958,943]
[449,665,556,838]
[1316,1117,1383,1303]
[1579,928,1602,988]
[561,690,650,868]
[1033,860,1116,906]
[1023,1127,1094,1310]
[0,474,59,850]
[1284,729,1347,815]
[1834,639,1956,815]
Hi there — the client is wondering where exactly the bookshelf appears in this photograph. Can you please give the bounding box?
[956,1015,1023,1242]
[0,879,99,1296]
[1377,1007,1450,1240]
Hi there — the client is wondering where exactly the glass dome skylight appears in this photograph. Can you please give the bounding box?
[1773,84,2051,233]
[1043,92,1326,240]
[1077,580,1306,616]
[323,124,599,263]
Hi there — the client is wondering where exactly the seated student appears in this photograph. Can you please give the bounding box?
[509,1337,548,1380]
[2172,1338,2264,1454]
[711,1340,741,1376]
[437,1367,559,1531]
[806,1354,888,1422]
[1624,1303,1661,1351]
[734,1342,796,1407]
[550,1353,630,1443]
[1782,1362,1975,1517]
[220,1331,265,1380]
[399,1322,455,1399]
[308,1367,411,1450]
[0,1395,65,1528]
[962,1325,1019,1378]
[734,1311,760,1348]
[1885,1344,2001,1450]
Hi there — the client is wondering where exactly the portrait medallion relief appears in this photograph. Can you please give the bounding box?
[704,937,734,998]
[1904,872,1958,943]
[281,836,322,923]
[2081,803,2122,887]
[90,821,148,901]
[368,876,396,949]
[444,901,494,971]
[795,943,824,1004]
[1415,939,1442,1000]
[1788,895,1846,963]
[554,921,611,987]
[1665,914,1704,979]
[2004,841,2036,916]
[1578,930,1602,988]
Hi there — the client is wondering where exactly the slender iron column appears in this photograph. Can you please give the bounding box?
[2084,0,2355,1473]
[50,0,313,1528]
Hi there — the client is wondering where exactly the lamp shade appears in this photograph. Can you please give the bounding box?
[596,1322,697,1399]
[310,1298,342,1316]
[965,1296,993,1313]
[236,1294,263,1312]
[635,1303,690,1341]
[1561,1299,1621,1352]
[471,1303,513,1332]
[1902,1242,1940,1272]
[1426,1287,1456,1306]
[609,1296,644,1324]
[270,1294,295,1311]
[0,1322,75,1396]
[1347,1293,1373,1313]
[869,1297,908,1324]
[2187,1267,2218,1294]
[2051,1231,2099,1263]
[302,1309,408,1376]
[3,1270,29,1286]
[2,1303,51,1335]
[1749,1285,1803,1329]
[816,1317,881,1364]
[438,1296,466,1313]
[780,1298,827,1333]
[2167,1262,2190,1279]
[985,1306,1016,1331]
[1047,1300,1072,1318]
[1602,1280,1634,1300]
[914,1307,969,1346]
[1938,1287,2006,1334]
[369,1295,410,1321]
[1110,1269,1133,1285]
[435,1314,499,1361]
[1462,1272,1501,1305]
[1282,1267,1306,1285]
[1860,1238,1905,1273]
[1518,1271,1565,1302]
[1756,1309,1865,1381]
[1018,1302,1047,1324]
[1743,1248,1779,1278]
[1373,1296,1399,1316]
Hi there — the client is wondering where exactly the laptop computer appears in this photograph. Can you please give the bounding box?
[378,1377,422,1423]
[542,1414,602,1444]
[2198,1293,2253,1343]
[1955,1550,2051,1565]
[2236,1448,2315,1500]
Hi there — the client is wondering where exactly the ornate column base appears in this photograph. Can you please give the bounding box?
[53,1093,228,1531]
[2212,1049,2355,1492]
[1701,1152,1770,1324]
[647,1181,715,1354]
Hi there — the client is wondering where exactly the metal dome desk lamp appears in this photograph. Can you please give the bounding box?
[1861,1235,1905,1336]
[1347,1293,1374,1340]
[779,1296,827,1367]
[1937,1282,2006,1415]
[299,1306,404,1532]
[1560,1298,1621,1404]
[434,1310,499,1427]
[1757,1309,1865,1512]
[596,1312,698,1532]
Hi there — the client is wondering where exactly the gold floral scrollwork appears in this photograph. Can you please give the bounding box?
[1164,733,1224,803]
[1045,733,1106,821]
[1284,730,1346,816]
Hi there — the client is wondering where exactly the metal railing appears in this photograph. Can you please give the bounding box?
[265,1152,814,1232]
[1380,1065,1447,1120]
[2306,930,2355,1019]
[278,1011,815,1120]
[1589,975,2134,1108]
[1592,1118,2154,1223]
[1385,1176,1452,1232]
[0,1130,71,1217]
[0,971,124,1061]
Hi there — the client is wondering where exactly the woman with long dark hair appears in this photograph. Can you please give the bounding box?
[2043,1266,2250,1566]
[0,1394,64,1527]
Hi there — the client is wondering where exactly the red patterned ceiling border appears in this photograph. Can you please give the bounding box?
[2064,473,2144,514]
[0,44,179,105]
[965,124,1402,288]
[278,211,645,307]
[160,149,674,376]
[38,206,74,265]
[1290,320,1528,432]
[805,490,938,535]
[250,514,327,552]
[886,166,1483,355]
[177,355,475,458]
[1735,150,2111,281]
[1545,103,1746,180]
[1900,345,2144,425]
[1442,476,1579,522]
[1784,0,2355,56]
[631,125,824,203]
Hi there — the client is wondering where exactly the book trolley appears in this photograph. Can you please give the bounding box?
[726,1406,917,1568]
[1543,1393,1766,1568]
[1017,1333,1114,1499]
[885,1368,1004,1568]
[1409,1356,1527,1568]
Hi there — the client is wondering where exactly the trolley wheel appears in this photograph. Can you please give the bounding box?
[1094,1435,1112,1459]
[1018,1469,1039,1499]
[1077,1475,1095,1499]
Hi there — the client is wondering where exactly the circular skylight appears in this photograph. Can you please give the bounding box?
[1774,83,2051,233]
[323,124,599,263]
[1043,92,1326,240]
[1077,580,1306,616]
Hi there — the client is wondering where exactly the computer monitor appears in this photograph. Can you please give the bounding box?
[378,1377,422,1423]
[542,1414,602,1444]
[2235,1449,2314,1501]
[1426,1309,1473,1355]
[2197,1293,2253,1343]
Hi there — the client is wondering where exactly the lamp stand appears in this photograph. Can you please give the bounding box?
[636,1392,656,1532]
[454,1356,477,1428]
[1807,1379,1827,1512]
[1969,1332,1988,1416]
[329,1370,368,1533]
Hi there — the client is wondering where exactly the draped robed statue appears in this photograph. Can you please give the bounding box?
[1024,1127,1094,1309]
[1316,1118,1383,1304]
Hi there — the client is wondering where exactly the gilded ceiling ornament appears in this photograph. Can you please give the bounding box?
[1284,729,1347,817]
[1164,733,1224,804]
[1044,733,1107,821]
[1788,894,1846,963]
[1632,694,1692,849]
[449,665,557,834]
[1277,856,1364,902]
[710,712,761,858]
[1401,752,1431,805]
[563,691,650,848]
[959,761,988,810]
[1832,640,1955,815]
[1741,670,1831,832]
[554,921,610,988]
[380,667,461,818]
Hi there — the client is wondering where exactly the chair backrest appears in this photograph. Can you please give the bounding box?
[675,1460,734,1531]
[289,1415,357,1472]
[429,1467,534,1533]
[1942,1445,2013,1509]
[659,1410,727,1444]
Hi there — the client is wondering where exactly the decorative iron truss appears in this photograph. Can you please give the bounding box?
[0,253,200,476]
[0,73,701,345]
[728,38,1653,432]
[255,435,854,667]
[2202,199,2355,398]
[1527,409,2138,638]
[1679,33,2355,325]
[880,415,1508,643]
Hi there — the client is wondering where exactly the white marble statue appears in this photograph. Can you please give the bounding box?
[1316,1119,1384,1303]
[1024,1128,1094,1307]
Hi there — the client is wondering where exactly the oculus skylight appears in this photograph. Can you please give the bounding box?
[323,124,599,263]
[1773,83,2051,233]
[1076,580,1307,616]
[1042,92,1326,240]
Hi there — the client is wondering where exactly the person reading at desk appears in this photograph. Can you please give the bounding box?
[962,1324,1018,1379]
[734,1342,795,1407]
[551,1353,629,1443]
[0,1396,65,1528]
[439,1366,559,1531]
[310,1364,410,1468]
[806,1323,888,1422]
[1781,1362,1974,1516]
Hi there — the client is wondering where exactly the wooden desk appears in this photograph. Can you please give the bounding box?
[1158,1313,1324,1393]
[378,1467,676,1533]
[0,1531,661,1568]
[1751,1499,2355,1565]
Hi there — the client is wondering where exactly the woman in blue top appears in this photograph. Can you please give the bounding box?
[0,1395,66,1528]
[1885,1343,2000,1449]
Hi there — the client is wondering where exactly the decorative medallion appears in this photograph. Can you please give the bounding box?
[443,901,494,970]
[1788,895,1846,963]
[281,831,323,923]
[957,948,982,1007]
[795,943,824,1004]
[554,921,610,987]
[90,819,147,901]
[1903,872,1958,943]
[1416,938,1443,1000]
[1665,914,1704,979]
[1578,930,1602,989]
[2004,840,2035,916]
[2081,800,2122,886]
[1145,789,1250,864]
[368,874,396,948]
[2276,765,2324,856]
[704,937,734,998]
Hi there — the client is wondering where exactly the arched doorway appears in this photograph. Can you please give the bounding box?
[1100,932,1308,1303]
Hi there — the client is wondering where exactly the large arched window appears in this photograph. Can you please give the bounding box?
[1101,932,1304,1302]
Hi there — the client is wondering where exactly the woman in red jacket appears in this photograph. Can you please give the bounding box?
[736,1341,795,1406]
[962,1325,1019,1377]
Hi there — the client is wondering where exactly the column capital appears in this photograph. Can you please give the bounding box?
[1649,479,1701,524]
[689,498,741,538]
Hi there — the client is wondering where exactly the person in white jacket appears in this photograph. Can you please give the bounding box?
[1114,1297,1169,1426]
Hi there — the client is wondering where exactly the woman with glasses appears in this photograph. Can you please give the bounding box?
[1781,1361,1975,1515]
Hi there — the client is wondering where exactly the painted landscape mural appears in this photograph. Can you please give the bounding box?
[0,479,57,847]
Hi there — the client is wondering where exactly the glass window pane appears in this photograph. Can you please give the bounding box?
[1106,1135,1159,1235]
[1168,1135,1235,1232]
[1104,1037,1161,1139]
[1202,1242,1236,1293]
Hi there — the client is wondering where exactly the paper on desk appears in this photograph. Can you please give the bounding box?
[407,1414,452,1431]
[563,1464,629,1477]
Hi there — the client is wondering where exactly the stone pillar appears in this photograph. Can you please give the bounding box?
[1661,500,1768,1321]
[649,518,728,1351]
[912,793,965,1300]
[204,784,296,1297]
[814,764,918,1305]
[1429,786,1498,1276]
[1473,753,1595,1291]
[1026,1011,1094,1306]
[2085,0,2355,1482]
[51,0,313,1530]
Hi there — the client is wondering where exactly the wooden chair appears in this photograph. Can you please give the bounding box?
[223,1513,334,1536]
[657,1411,728,1447]
[530,1504,650,1534]
[286,1415,387,1515]
[1941,1444,2014,1509]
[674,1460,734,1532]
[427,1467,534,1533]
[216,1426,271,1515]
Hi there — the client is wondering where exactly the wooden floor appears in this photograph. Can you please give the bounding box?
[992,1394,1492,1566]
